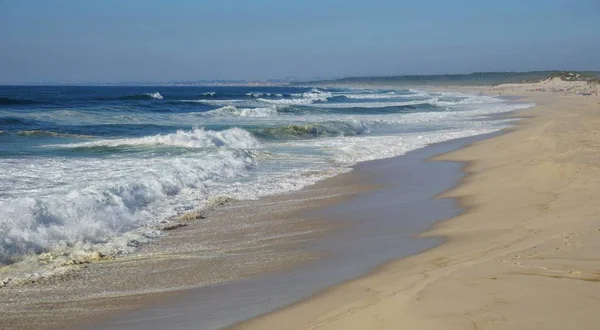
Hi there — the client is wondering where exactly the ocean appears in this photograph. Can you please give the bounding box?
[0,85,533,280]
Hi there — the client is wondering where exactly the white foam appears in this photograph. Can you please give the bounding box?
[309,99,432,108]
[54,127,260,150]
[246,92,283,98]
[339,92,412,99]
[280,127,500,165]
[0,148,257,265]
[204,106,278,117]
[259,88,332,105]
[146,92,164,100]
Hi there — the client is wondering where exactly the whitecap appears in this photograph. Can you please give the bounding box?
[204,106,278,117]
[146,92,164,100]
[52,127,260,150]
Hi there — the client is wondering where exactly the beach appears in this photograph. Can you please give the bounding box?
[0,86,528,329]
[3,1,599,329]
[234,84,600,329]
[1,81,599,329]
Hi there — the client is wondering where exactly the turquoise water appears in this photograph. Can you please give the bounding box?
[0,85,533,268]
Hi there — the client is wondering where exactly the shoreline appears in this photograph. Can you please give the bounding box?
[233,87,600,329]
[87,129,493,329]
[1,87,539,330]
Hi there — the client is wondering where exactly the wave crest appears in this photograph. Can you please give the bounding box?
[203,106,278,117]
[0,148,256,266]
[246,92,283,98]
[55,128,259,150]
[259,88,332,105]
[146,92,163,100]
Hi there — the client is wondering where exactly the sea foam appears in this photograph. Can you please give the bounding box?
[0,147,257,265]
[146,92,164,100]
[204,106,278,117]
[55,127,259,150]
[259,88,332,105]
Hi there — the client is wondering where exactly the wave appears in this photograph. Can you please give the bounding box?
[16,130,94,139]
[179,99,244,106]
[203,106,278,117]
[0,97,41,106]
[0,148,256,266]
[308,95,500,109]
[146,92,164,100]
[310,99,432,108]
[259,88,332,105]
[338,93,405,100]
[246,92,284,98]
[336,91,431,100]
[99,92,164,101]
[201,92,216,97]
[53,127,259,150]
[253,119,370,139]
[430,95,500,107]
[0,117,38,127]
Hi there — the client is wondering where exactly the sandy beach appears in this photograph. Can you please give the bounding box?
[3,1,598,329]
[234,83,600,329]
[2,80,599,330]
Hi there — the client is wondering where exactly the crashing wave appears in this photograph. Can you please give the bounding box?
[259,88,332,105]
[246,92,284,98]
[0,148,257,266]
[54,127,259,150]
[203,106,278,117]
[201,92,216,97]
[146,92,164,100]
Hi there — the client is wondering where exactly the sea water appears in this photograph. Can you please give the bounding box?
[0,85,533,276]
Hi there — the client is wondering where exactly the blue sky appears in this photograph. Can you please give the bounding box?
[1,0,599,83]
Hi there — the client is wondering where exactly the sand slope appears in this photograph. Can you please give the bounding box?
[235,85,600,330]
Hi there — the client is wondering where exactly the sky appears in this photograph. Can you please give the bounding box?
[0,0,599,83]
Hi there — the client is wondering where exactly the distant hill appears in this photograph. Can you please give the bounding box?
[299,71,600,87]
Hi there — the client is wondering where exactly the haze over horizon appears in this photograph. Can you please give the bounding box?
[1,0,599,84]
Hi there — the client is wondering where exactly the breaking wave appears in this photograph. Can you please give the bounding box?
[0,148,257,265]
[203,106,278,117]
[246,92,284,98]
[259,88,332,105]
[54,128,259,150]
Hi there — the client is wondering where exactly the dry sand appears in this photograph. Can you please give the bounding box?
[234,83,600,330]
